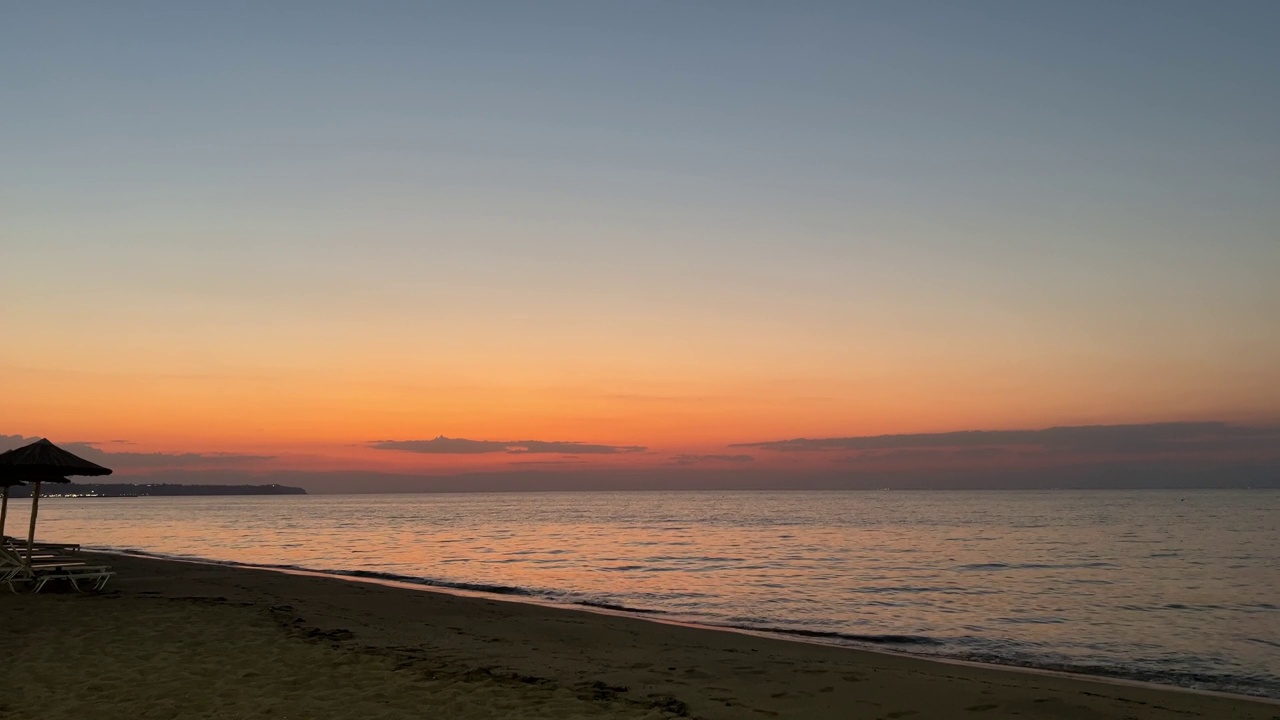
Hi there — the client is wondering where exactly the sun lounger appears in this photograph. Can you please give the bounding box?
[0,546,114,593]
[28,564,115,593]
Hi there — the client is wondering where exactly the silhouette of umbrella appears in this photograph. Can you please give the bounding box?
[0,476,23,540]
[0,439,112,564]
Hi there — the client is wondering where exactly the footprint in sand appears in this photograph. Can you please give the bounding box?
[965,703,1000,712]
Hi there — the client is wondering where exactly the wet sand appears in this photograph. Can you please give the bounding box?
[1,553,1275,719]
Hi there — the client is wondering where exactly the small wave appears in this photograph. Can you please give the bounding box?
[330,569,535,596]
[957,561,1118,571]
[573,600,666,614]
[742,626,942,645]
[105,548,313,574]
[954,652,1280,699]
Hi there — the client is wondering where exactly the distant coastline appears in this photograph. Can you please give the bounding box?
[5,483,307,498]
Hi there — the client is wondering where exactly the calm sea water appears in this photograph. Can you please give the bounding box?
[15,490,1280,698]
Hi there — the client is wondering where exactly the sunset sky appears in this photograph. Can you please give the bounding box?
[2,2,1277,489]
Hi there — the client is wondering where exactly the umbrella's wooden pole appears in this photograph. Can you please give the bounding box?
[0,484,9,539]
[26,481,41,567]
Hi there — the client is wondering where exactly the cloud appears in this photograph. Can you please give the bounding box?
[65,447,275,469]
[0,434,44,452]
[507,459,589,467]
[669,454,755,466]
[733,422,1280,458]
[0,434,274,468]
[369,437,508,454]
[369,436,646,455]
[507,441,646,455]
[837,447,1016,463]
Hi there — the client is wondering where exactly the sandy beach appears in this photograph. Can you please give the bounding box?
[0,554,1274,719]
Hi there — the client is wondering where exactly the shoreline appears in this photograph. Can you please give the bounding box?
[99,547,1280,704]
[5,551,1275,720]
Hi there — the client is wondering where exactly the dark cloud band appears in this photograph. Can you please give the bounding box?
[0,435,274,468]
[670,454,755,466]
[370,436,646,455]
[732,422,1280,457]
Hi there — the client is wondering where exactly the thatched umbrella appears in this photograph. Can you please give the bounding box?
[0,439,112,563]
[0,476,24,540]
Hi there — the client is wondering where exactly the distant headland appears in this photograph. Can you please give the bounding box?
[5,483,307,498]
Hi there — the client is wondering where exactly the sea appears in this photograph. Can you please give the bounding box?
[14,489,1280,699]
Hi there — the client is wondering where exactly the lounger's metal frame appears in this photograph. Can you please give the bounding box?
[29,565,115,593]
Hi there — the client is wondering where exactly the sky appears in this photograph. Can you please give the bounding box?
[2,2,1278,490]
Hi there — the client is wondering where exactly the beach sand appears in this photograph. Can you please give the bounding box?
[1,554,1275,720]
